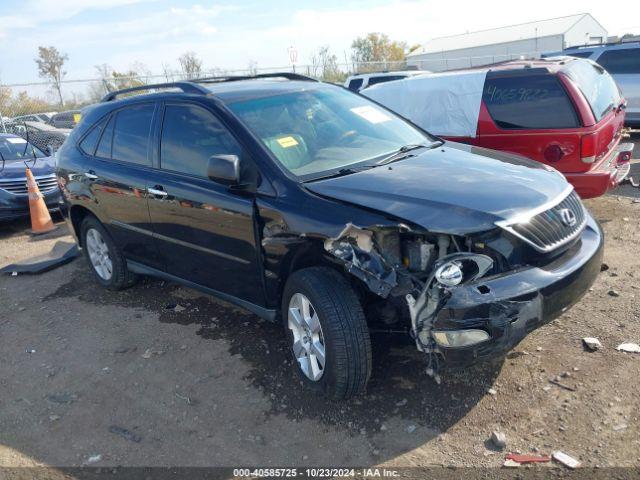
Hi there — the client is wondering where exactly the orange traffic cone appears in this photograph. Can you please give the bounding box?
[26,167,57,235]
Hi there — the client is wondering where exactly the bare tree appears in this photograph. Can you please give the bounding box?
[35,46,68,106]
[129,61,151,84]
[162,62,178,82]
[178,52,203,79]
[310,45,342,82]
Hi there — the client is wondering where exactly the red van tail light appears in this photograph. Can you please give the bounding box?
[581,133,596,163]
[544,145,564,162]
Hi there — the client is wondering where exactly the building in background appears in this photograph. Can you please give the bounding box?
[407,13,607,72]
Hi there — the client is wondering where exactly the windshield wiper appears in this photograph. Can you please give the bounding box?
[305,164,376,182]
[376,142,439,166]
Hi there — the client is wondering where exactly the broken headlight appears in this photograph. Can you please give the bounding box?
[434,261,463,286]
[432,253,494,288]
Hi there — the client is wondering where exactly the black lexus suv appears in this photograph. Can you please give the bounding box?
[57,73,603,399]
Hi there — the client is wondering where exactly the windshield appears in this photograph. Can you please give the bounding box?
[563,60,621,121]
[227,86,434,180]
[0,137,46,161]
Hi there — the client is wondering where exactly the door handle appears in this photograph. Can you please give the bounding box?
[147,187,168,197]
[84,171,98,180]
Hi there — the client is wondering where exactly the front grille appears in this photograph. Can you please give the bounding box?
[0,174,59,196]
[497,189,587,253]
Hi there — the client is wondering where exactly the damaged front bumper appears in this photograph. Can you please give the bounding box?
[429,215,603,367]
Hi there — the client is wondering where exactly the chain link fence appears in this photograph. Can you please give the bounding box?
[0,52,537,152]
[0,60,408,150]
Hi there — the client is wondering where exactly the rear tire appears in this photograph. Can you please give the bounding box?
[282,267,372,399]
[81,216,137,290]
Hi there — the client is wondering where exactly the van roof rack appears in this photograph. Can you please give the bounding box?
[566,39,640,50]
[193,72,319,83]
[101,82,210,102]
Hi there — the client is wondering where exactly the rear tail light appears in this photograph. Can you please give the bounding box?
[544,145,564,162]
[581,133,596,163]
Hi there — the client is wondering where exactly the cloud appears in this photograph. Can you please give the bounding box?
[0,0,158,37]
[3,0,640,88]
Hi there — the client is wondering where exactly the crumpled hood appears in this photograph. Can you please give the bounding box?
[0,157,56,180]
[305,142,570,235]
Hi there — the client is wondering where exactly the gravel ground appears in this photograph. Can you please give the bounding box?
[0,186,639,475]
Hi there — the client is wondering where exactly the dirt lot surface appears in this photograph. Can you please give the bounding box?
[1,182,639,476]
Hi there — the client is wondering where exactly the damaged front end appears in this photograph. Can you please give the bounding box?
[323,223,497,380]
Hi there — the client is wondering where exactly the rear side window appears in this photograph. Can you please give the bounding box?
[79,118,107,156]
[95,116,115,159]
[160,104,241,177]
[112,104,154,165]
[483,74,579,129]
[563,60,621,121]
[368,75,405,86]
[347,78,363,91]
[597,48,640,74]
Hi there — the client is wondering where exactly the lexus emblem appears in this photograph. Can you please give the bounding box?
[559,208,577,227]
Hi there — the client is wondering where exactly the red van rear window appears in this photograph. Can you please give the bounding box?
[483,73,579,129]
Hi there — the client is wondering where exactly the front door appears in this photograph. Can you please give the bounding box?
[147,102,264,305]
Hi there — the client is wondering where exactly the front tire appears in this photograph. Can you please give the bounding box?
[282,267,372,399]
[81,216,137,290]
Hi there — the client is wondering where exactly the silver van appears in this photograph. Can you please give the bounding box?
[545,42,640,127]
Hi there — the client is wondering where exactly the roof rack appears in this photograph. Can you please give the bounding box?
[566,39,640,50]
[101,82,210,102]
[193,72,319,83]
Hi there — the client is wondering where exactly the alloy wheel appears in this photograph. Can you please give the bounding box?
[288,293,326,381]
[85,228,113,281]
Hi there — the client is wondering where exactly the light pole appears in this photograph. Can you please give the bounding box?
[288,46,298,73]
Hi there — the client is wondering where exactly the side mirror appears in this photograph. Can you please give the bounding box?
[207,154,240,185]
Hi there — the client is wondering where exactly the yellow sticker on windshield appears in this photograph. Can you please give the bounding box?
[277,136,299,148]
[73,113,82,123]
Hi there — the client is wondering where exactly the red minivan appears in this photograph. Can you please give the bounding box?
[365,58,634,198]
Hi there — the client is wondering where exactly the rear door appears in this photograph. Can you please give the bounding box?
[146,101,264,304]
[83,102,163,269]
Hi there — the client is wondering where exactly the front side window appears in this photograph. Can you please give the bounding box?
[160,104,241,177]
[111,104,154,165]
[227,86,432,181]
[483,73,579,129]
[563,60,622,121]
[597,48,640,74]
[367,75,405,86]
[564,51,594,59]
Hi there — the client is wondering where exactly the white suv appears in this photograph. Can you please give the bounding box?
[344,71,429,92]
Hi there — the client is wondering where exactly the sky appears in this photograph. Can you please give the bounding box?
[1,0,640,90]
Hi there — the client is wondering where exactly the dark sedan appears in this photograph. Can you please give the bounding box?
[0,134,62,221]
